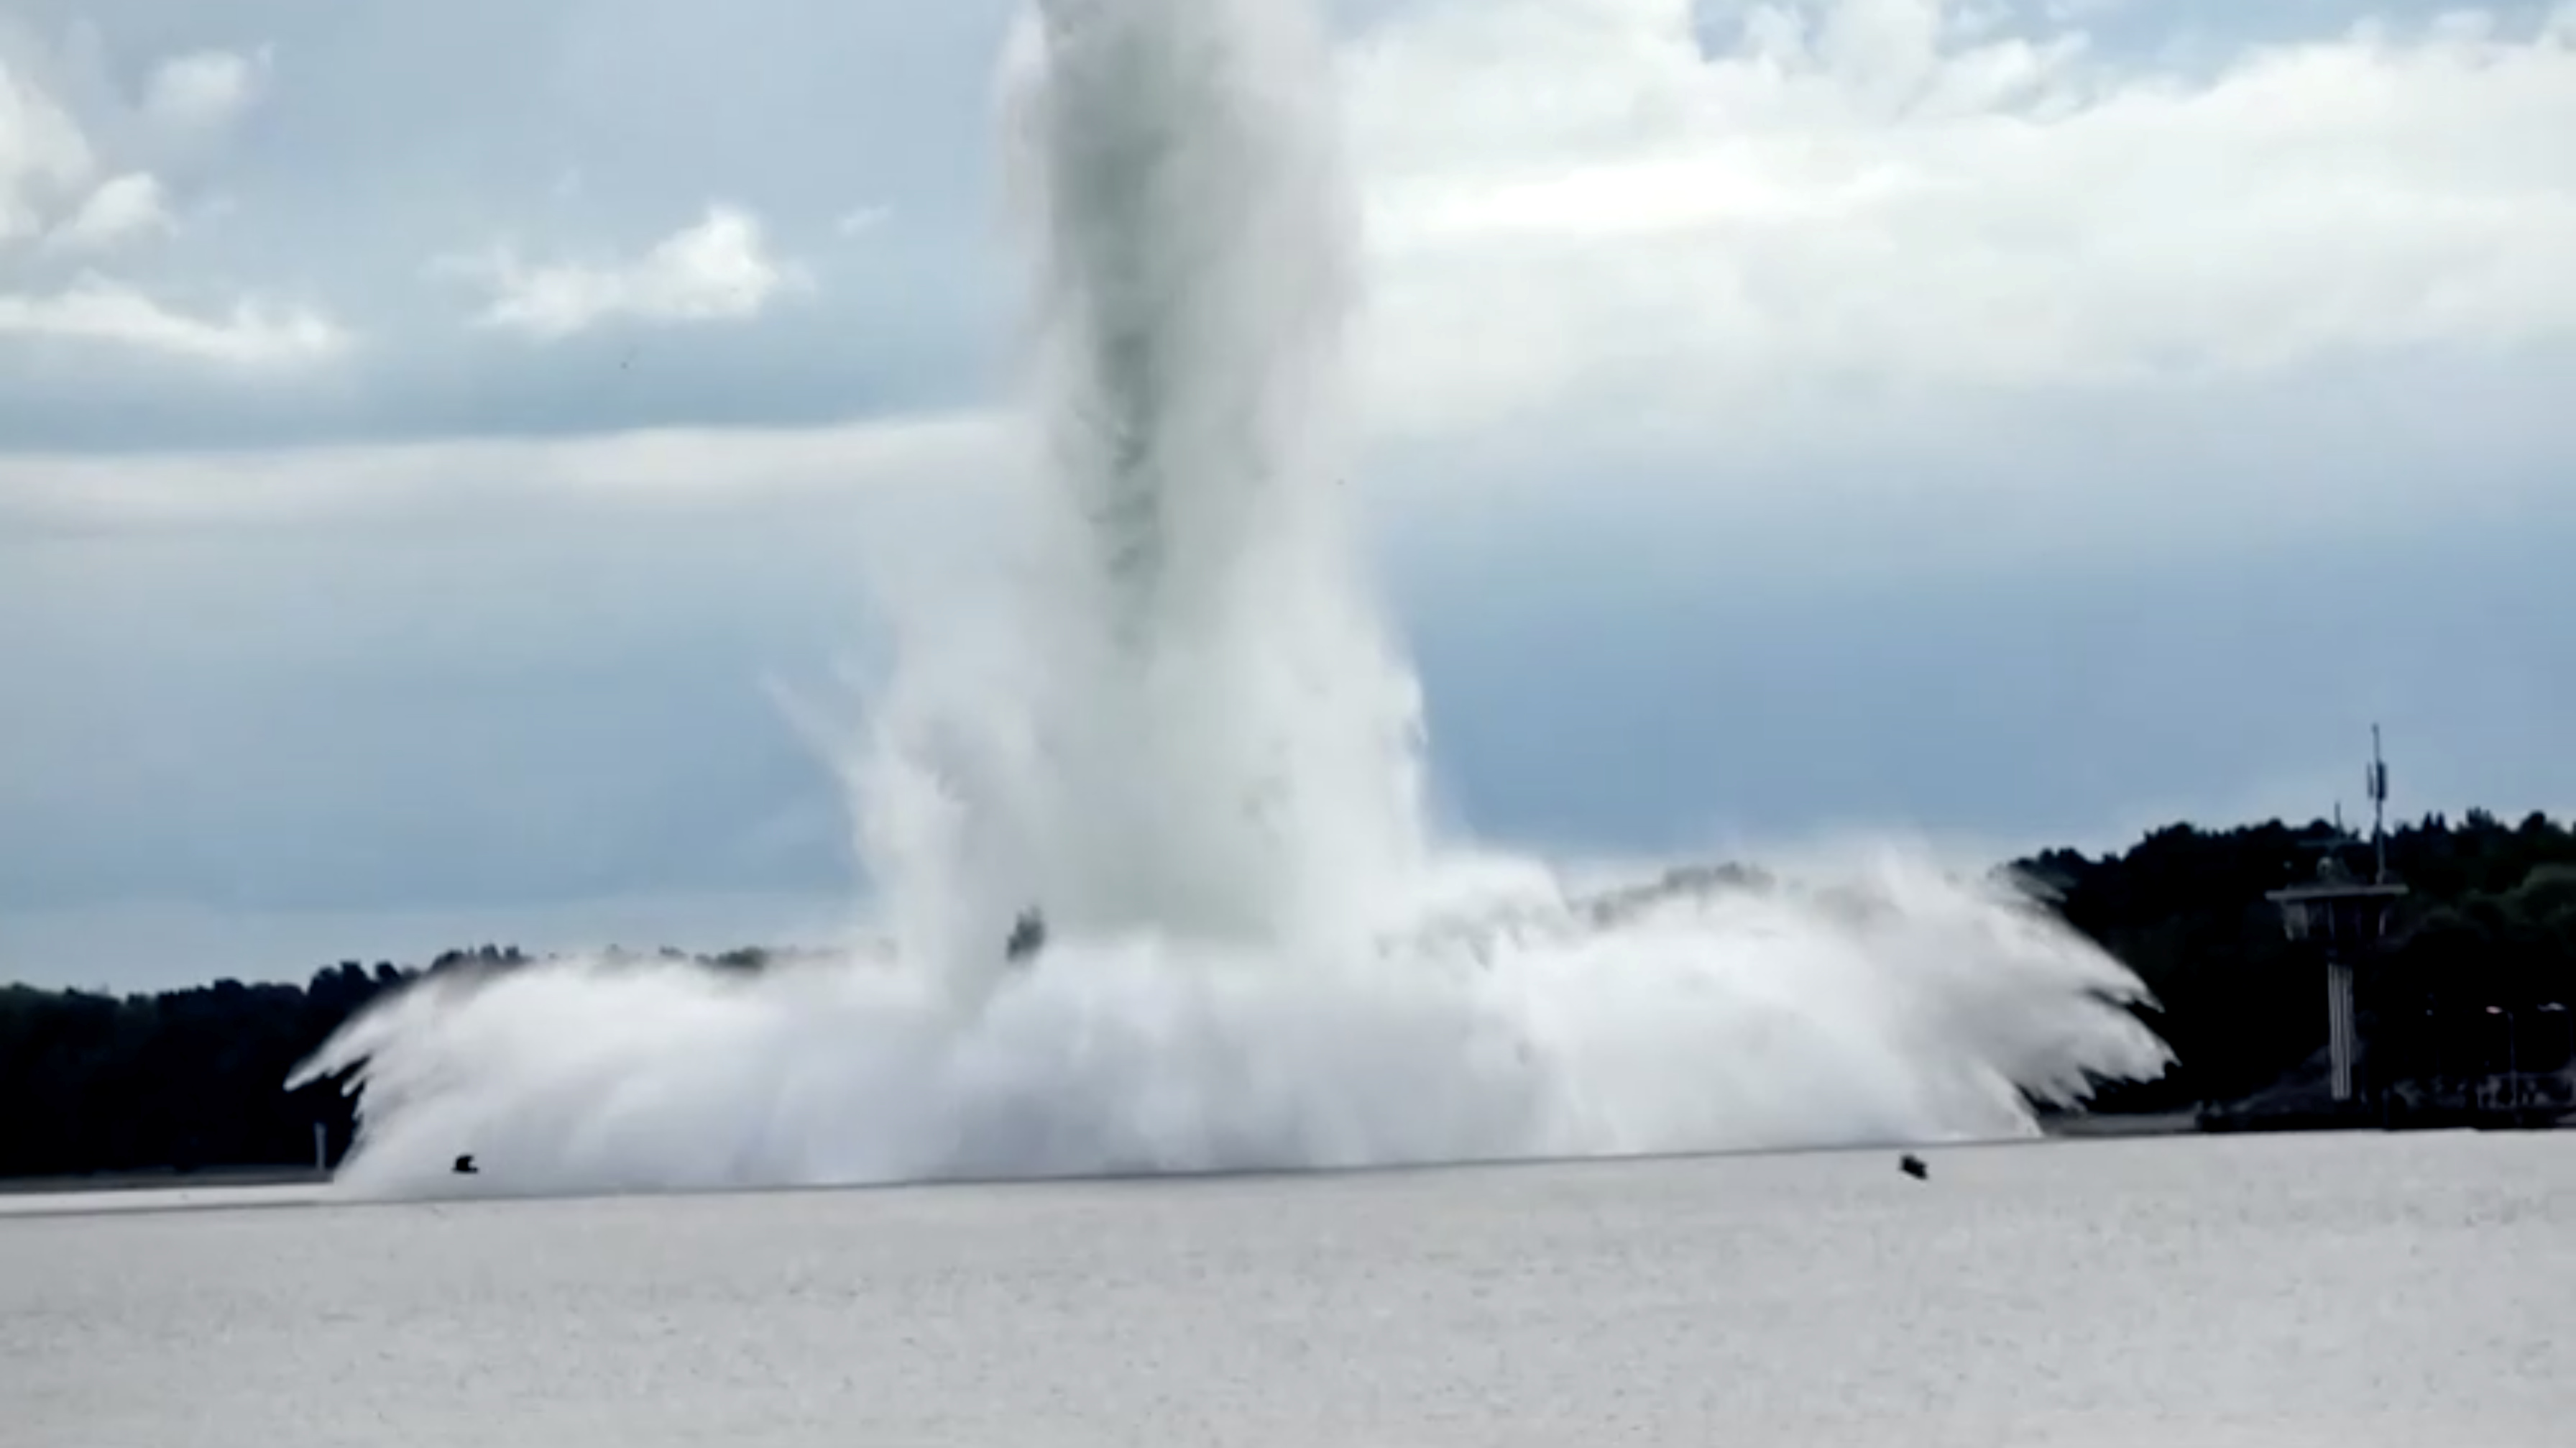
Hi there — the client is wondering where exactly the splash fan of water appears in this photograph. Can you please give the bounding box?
[293,0,2171,1199]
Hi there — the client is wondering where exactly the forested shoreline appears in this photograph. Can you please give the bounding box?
[4,811,2571,1181]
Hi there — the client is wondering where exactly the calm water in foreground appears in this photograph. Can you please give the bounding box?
[2,1131,2569,1447]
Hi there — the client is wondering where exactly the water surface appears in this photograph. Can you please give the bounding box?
[4,1132,2568,1446]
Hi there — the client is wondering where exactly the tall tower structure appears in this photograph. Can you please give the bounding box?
[2266,726,2409,1105]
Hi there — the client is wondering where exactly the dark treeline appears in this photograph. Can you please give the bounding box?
[0,944,777,1181]
[4,813,2573,1180]
[2022,809,2576,1111]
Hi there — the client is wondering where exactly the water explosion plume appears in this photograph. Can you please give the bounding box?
[292,0,2172,1199]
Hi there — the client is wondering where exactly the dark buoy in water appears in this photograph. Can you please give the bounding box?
[452,1154,479,1176]
[1899,1153,1928,1181]
[1004,907,1048,967]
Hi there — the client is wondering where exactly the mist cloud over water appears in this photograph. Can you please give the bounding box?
[293,0,2172,1199]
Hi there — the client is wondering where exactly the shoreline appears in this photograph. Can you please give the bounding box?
[2036,1109,2202,1140]
[0,1165,331,1197]
[7,1110,2564,1201]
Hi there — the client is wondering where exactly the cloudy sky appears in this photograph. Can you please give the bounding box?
[3,0,2572,988]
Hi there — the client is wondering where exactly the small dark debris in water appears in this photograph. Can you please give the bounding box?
[452,1154,479,1176]
[1899,1154,1928,1181]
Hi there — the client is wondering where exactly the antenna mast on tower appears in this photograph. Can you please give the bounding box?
[2367,723,2391,883]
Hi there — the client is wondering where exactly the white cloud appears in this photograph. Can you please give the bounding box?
[0,275,344,365]
[0,410,1000,533]
[2,38,332,365]
[444,204,806,341]
[43,172,172,252]
[1,1,2569,510]
[141,46,271,137]
[1344,0,2576,439]
[0,52,96,244]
